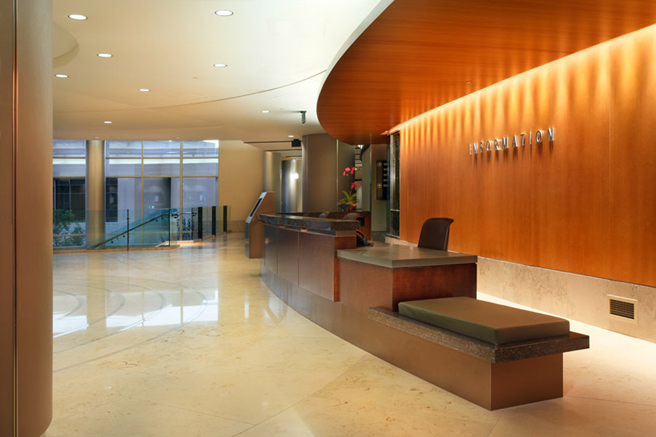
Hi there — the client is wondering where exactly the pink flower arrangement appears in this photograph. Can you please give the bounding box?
[339,167,359,207]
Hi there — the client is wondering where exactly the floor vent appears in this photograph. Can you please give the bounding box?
[608,295,637,322]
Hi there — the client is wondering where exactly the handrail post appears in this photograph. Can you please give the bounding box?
[127,208,130,251]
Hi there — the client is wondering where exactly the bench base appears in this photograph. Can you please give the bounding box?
[262,264,586,410]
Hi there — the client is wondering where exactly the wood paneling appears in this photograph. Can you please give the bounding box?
[399,25,656,287]
[298,232,356,301]
[318,0,656,146]
[277,228,299,285]
[609,29,656,286]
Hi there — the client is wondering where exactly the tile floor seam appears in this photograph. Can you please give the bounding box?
[564,393,656,408]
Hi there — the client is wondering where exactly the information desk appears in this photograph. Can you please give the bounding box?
[337,244,477,313]
[259,213,359,302]
[258,214,588,410]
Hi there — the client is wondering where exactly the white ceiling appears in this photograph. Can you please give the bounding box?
[52,0,387,150]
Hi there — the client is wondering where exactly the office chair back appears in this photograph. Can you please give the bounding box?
[417,217,454,251]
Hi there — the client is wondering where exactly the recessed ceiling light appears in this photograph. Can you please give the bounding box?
[215,10,234,16]
[139,88,150,92]
[104,121,112,124]
[97,53,113,58]
[288,135,294,138]
[213,63,227,68]
[55,74,69,78]
[68,14,87,21]
[261,110,270,114]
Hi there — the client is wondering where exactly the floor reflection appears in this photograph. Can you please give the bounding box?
[46,233,656,437]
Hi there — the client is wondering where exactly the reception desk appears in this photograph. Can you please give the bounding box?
[257,213,587,410]
[259,213,359,301]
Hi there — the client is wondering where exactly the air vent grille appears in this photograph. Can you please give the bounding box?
[608,295,637,321]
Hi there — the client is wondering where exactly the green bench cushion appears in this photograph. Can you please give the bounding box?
[398,297,569,345]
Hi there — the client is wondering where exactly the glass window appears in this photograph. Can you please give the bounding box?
[53,178,85,220]
[106,178,118,222]
[144,159,180,176]
[182,158,218,176]
[53,140,86,157]
[107,159,141,177]
[53,158,86,177]
[182,177,218,207]
[144,140,180,157]
[183,140,219,157]
[107,141,142,157]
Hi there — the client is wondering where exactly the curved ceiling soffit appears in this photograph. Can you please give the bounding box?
[55,70,327,115]
[53,22,79,68]
[317,0,656,146]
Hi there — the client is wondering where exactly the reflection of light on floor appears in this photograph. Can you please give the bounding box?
[245,294,249,319]
[53,315,88,335]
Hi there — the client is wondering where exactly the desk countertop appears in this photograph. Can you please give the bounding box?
[259,213,360,232]
[337,243,477,268]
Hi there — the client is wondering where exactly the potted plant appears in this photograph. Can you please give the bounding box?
[339,167,359,211]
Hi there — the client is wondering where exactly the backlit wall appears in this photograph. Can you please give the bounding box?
[399,24,656,288]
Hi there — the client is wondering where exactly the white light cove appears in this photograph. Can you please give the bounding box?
[468,128,554,155]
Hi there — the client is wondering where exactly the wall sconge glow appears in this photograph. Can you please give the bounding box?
[68,14,87,21]
[213,63,228,68]
[97,53,113,58]
[291,172,300,180]
[139,89,150,92]
[55,74,69,78]
[215,10,234,16]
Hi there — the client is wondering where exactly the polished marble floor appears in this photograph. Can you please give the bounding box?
[45,234,656,436]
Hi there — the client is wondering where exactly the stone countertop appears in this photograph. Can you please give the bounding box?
[369,308,590,363]
[259,213,360,232]
[337,243,477,268]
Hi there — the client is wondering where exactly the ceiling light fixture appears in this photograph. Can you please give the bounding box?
[139,89,150,92]
[213,63,227,68]
[104,121,112,124]
[261,110,270,114]
[215,10,234,16]
[97,53,113,58]
[68,14,87,21]
[288,135,294,138]
[55,74,69,78]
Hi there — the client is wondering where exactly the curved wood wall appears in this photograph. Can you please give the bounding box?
[399,25,656,288]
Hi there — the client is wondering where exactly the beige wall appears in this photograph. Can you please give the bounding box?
[0,0,53,435]
[219,141,264,232]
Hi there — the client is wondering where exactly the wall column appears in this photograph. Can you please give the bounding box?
[0,0,53,435]
[263,151,281,213]
[301,133,355,212]
[86,140,105,246]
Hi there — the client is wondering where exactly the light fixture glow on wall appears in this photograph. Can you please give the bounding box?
[68,14,87,21]
[215,10,234,16]
[213,63,228,68]
[97,53,113,58]
[291,172,300,180]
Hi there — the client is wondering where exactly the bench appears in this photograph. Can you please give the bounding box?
[369,297,589,410]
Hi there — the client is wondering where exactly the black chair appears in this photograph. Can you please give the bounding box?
[417,217,454,251]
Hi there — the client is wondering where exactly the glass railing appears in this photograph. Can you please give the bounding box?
[53,206,230,250]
